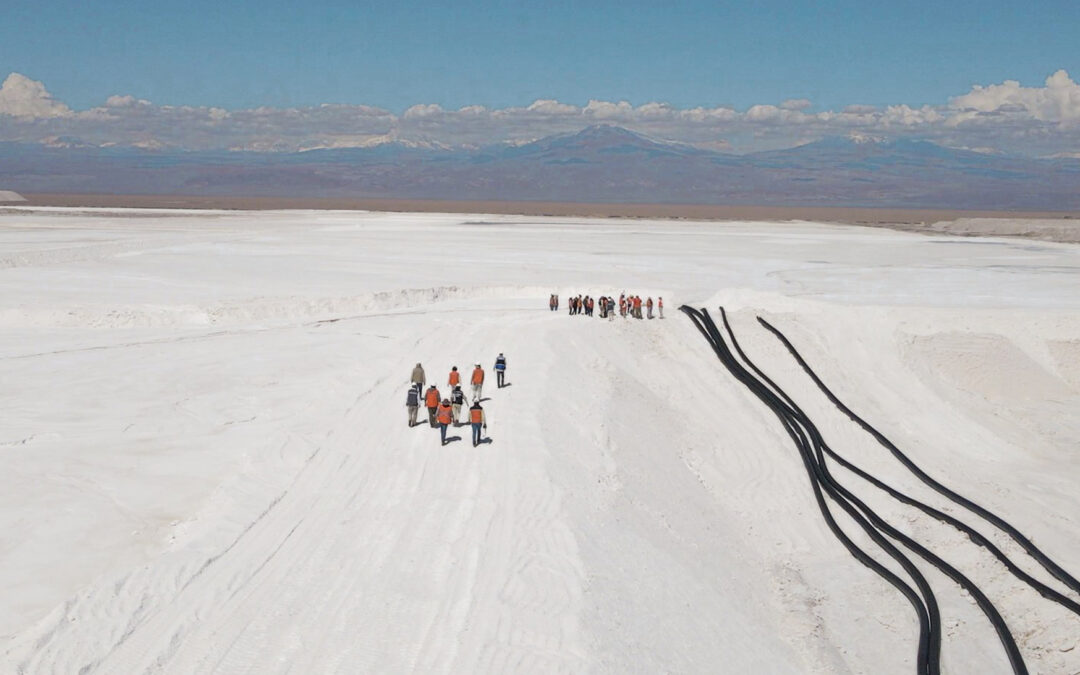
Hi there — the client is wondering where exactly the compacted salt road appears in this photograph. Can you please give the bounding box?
[1,208,1078,673]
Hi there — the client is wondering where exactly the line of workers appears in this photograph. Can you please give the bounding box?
[549,293,664,319]
[406,355,507,447]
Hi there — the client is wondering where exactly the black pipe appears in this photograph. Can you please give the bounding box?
[757,316,1080,597]
[712,307,1027,674]
[681,306,940,674]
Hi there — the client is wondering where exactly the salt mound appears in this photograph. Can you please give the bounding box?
[0,190,26,203]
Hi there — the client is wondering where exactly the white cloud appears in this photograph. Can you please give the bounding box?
[526,99,577,115]
[105,94,151,108]
[1,70,1079,156]
[403,103,443,119]
[0,73,71,118]
[881,104,942,126]
[745,104,780,121]
[949,69,1080,123]
[583,100,634,119]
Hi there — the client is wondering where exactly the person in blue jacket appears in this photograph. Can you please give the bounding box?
[494,353,507,388]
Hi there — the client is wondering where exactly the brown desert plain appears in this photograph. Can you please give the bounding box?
[5,192,1080,243]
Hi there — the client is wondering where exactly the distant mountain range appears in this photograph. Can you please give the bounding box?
[3,125,1079,210]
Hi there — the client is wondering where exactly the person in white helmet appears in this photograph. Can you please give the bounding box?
[470,363,485,400]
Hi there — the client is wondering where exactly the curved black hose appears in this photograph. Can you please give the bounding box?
[714,310,1080,618]
[681,306,939,674]
[756,316,1080,597]
[712,308,1028,674]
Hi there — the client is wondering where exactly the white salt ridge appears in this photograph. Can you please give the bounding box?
[0,209,1078,673]
[0,190,25,203]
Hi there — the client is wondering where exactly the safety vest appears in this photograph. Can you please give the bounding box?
[425,388,440,407]
[472,368,484,384]
[470,406,484,423]
[437,405,453,425]
[449,371,460,386]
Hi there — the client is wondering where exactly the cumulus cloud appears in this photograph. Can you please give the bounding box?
[583,99,635,119]
[949,69,1080,123]
[105,94,151,108]
[402,103,444,119]
[0,73,71,118]
[2,70,1080,156]
[526,99,577,115]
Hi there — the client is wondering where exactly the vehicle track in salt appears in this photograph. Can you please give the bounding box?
[680,305,1080,675]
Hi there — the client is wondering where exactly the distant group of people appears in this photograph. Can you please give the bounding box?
[406,354,508,447]
[549,293,663,320]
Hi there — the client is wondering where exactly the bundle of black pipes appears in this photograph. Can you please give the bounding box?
[680,305,1080,675]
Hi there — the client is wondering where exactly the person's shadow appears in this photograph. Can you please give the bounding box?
[479,437,493,445]
[445,435,462,445]
[498,382,512,388]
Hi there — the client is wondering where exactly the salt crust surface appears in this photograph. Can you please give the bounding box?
[1,209,1078,673]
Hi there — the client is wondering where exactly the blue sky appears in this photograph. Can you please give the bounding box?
[2,0,1077,112]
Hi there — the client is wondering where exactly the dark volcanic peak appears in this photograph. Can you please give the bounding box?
[748,134,1024,172]
[503,124,710,163]
[566,124,654,145]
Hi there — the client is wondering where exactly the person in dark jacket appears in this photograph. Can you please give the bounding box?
[451,385,466,425]
[411,363,425,390]
[494,353,507,388]
[406,385,420,427]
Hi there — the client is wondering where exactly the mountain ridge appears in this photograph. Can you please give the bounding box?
[2,126,1078,210]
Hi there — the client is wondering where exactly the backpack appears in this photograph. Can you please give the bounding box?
[495,356,506,370]
[406,388,419,406]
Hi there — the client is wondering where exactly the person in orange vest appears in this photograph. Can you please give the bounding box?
[470,363,484,400]
[633,295,642,318]
[469,398,487,446]
[448,366,460,387]
[424,385,441,428]
[436,398,454,445]
[646,297,654,319]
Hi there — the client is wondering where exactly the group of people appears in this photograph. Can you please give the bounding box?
[560,295,596,316]
[406,354,508,447]
[550,293,663,320]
